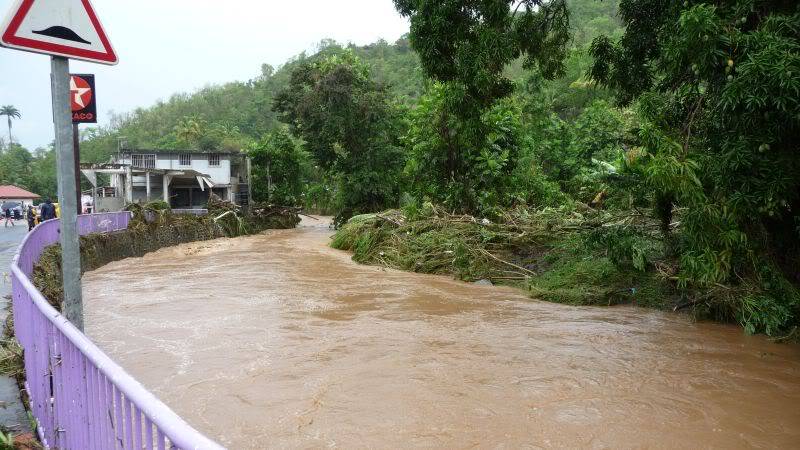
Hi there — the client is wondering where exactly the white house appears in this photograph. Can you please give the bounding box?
[80,150,251,211]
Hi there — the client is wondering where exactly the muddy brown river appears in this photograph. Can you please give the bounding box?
[82,218,800,449]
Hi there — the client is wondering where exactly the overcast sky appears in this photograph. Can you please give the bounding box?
[0,0,410,150]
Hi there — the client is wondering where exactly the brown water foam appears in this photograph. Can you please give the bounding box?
[83,218,800,449]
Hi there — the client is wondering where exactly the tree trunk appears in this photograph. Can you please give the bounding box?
[655,192,675,256]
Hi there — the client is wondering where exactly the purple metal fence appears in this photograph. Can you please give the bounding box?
[10,212,223,449]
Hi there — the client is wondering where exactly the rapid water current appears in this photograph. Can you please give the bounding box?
[83,218,800,448]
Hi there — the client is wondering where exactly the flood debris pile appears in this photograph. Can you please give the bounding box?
[207,196,301,237]
[332,204,676,308]
[33,199,300,310]
[0,313,24,388]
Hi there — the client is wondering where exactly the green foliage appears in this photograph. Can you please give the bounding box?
[0,429,13,450]
[394,0,573,215]
[404,85,531,213]
[63,0,800,336]
[274,50,406,223]
[248,128,308,205]
[590,0,800,334]
[585,225,659,272]
[0,144,58,200]
[78,39,424,159]
[394,0,571,100]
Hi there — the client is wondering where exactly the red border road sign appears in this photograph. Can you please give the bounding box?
[0,0,117,65]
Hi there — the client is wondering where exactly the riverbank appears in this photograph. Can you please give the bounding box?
[331,205,795,337]
[33,202,300,310]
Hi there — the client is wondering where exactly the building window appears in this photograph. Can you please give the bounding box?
[131,154,156,168]
[179,154,191,166]
[208,153,220,166]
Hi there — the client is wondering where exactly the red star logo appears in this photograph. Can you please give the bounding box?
[70,76,93,112]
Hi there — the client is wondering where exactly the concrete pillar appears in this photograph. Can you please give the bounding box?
[162,174,172,204]
[125,165,133,203]
[145,171,151,201]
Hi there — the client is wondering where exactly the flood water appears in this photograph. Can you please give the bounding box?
[83,218,800,449]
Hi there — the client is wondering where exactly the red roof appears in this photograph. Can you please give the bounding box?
[0,185,40,199]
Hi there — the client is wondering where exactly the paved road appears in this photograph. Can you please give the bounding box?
[0,220,32,434]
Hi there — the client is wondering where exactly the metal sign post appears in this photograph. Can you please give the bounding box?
[2,0,117,330]
[73,123,81,215]
[51,56,83,330]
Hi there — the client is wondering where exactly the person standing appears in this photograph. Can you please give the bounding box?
[40,198,56,222]
[3,208,13,228]
[26,205,36,231]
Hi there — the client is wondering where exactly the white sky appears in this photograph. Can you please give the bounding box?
[0,0,410,150]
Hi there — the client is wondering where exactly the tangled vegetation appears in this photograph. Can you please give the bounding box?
[332,204,673,308]
[0,313,24,386]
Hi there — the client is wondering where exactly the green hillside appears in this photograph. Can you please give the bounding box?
[78,0,622,161]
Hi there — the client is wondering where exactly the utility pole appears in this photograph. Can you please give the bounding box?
[51,56,83,330]
[2,0,117,332]
[73,123,82,215]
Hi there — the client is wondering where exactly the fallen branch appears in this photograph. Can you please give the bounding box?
[213,210,237,222]
[376,214,404,226]
[673,298,703,312]
[478,249,537,277]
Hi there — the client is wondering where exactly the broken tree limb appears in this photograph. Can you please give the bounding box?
[477,249,537,277]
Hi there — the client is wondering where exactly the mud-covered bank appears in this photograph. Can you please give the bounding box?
[33,203,300,309]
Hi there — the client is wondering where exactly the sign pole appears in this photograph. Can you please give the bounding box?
[73,123,81,215]
[51,56,83,331]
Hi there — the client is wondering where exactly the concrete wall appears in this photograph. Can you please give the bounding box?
[95,197,124,213]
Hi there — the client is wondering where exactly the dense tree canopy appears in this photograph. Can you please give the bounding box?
[248,128,308,205]
[590,0,800,333]
[393,0,574,212]
[394,0,571,103]
[273,51,406,223]
[0,144,58,200]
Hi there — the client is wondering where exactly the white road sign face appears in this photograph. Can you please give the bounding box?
[0,0,117,64]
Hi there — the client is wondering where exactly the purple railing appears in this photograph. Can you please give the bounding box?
[10,212,223,449]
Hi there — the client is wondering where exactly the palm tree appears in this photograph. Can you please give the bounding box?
[0,105,21,145]
[174,116,203,147]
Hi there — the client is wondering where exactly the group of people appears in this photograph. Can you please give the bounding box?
[3,199,57,231]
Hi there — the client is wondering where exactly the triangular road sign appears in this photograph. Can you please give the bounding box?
[0,0,117,65]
